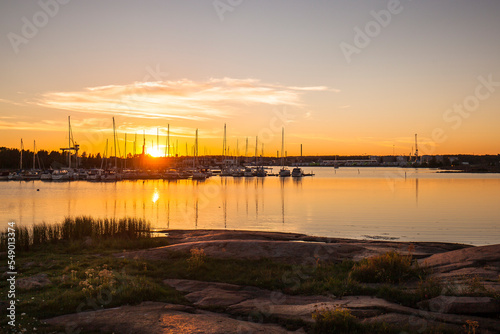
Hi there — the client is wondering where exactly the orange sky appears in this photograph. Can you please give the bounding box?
[1,1,499,156]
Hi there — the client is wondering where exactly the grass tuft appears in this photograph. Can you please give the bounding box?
[312,307,361,333]
[348,250,424,284]
[0,216,151,251]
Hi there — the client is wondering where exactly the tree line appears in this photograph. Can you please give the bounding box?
[0,147,104,170]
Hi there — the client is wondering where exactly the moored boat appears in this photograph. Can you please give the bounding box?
[87,169,103,181]
[52,169,70,181]
[101,170,121,182]
[21,170,41,181]
[0,171,11,181]
[244,167,254,177]
[163,169,180,180]
[255,166,267,177]
[231,167,244,177]
[278,167,291,177]
[192,170,207,180]
[291,167,304,177]
[278,127,290,177]
[40,170,53,181]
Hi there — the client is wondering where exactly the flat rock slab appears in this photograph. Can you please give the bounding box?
[16,273,51,290]
[362,313,464,333]
[165,278,334,312]
[118,238,466,265]
[117,230,470,266]
[164,279,500,333]
[162,230,468,256]
[120,240,366,264]
[418,244,500,290]
[163,230,314,245]
[419,244,500,274]
[419,296,500,315]
[44,302,294,334]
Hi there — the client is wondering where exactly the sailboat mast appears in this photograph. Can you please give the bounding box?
[281,127,284,167]
[112,117,117,169]
[124,133,127,169]
[134,133,137,156]
[255,136,258,166]
[167,124,170,157]
[68,116,71,168]
[20,138,23,170]
[195,128,198,167]
[142,130,145,155]
[33,140,36,170]
[101,138,108,169]
[245,137,248,158]
[223,123,226,157]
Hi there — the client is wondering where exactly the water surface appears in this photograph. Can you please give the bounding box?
[1,167,499,245]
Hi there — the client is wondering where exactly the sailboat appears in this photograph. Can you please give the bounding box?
[102,117,122,181]
[192,129,207,180]
[220,123,232,176]
[57,116,79,181]
[22,140,41,180]
[10,139,25,180]
[278,128,290,177]
[254,138,267,177]
[255,166,267,177]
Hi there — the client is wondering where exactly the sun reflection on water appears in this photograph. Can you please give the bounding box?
[152,189,160,203]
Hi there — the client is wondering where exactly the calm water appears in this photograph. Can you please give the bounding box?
[1,168,499,245]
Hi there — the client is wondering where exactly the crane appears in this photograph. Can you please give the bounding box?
[60,116,79,168]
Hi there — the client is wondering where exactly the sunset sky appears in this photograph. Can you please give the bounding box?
[1,0,499,156]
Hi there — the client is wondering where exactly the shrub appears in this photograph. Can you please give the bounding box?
[79,265,117,297]
[417,276,444,300]
[187,248,206,270]
[312,307,359,333]
[349,250,422,284]
[462,275,488,296]
[463,320,479,334]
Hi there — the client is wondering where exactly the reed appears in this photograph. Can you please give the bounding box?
[0,216,151,251]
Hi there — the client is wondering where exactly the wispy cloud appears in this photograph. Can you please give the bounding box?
[0,117,216,140]
[0,98,26,107]
[31,78,338,121]
[0,119,66,132]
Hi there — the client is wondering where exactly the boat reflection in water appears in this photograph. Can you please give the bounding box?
[1,168,499,246]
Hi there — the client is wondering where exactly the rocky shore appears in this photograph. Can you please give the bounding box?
[41,230,500,333]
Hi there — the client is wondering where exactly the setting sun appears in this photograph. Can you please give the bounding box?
[146,147,164,158]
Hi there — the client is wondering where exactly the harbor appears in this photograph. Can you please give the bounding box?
[2,118,498,183]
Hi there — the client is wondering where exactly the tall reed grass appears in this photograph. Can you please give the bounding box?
[0,216,151,251]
